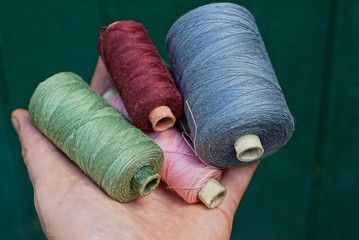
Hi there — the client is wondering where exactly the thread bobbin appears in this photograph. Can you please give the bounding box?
[29,72,164,202]
[198,179,227,208]
[98,20,183,133]
[166,3,294,167]
[234,134,264,162]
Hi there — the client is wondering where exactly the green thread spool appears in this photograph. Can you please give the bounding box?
[29,72,164,202]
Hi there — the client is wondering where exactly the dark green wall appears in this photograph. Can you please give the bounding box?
[0,0,358,239]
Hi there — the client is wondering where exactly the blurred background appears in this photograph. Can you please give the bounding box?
[0,0,358,239]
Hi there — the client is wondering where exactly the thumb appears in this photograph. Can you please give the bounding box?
[218,161,259,217]
[11,109,84,188]
[90,56,112,94]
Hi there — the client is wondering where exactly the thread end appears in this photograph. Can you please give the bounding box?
[234,134,264,162]
[131,166,160,196]
[198,179,227,209]
[149,106,176,132]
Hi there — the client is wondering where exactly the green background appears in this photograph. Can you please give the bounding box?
[0,0,358,239]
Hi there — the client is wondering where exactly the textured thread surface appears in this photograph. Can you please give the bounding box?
[104,89,222,204]
[166,3,294,167]
[29,72,163,202]
[98,20,183,132]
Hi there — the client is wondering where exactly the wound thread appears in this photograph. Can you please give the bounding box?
[29,72,163,202]
[166,3,294,167]
[104,88,226,208]
[98,20,183,132]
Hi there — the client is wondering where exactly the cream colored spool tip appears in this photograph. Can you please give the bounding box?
[149,106,176,132]
[198,179,227,209]
[234,134,264,162]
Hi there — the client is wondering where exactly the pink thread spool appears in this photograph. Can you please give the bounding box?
[103,88,227,208]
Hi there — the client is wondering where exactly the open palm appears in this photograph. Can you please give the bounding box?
[10,58,258,240]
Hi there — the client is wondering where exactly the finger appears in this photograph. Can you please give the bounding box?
[11,109,87,189]
[218,161,259,216]
[90,56,112,94]
[11,109,116,239]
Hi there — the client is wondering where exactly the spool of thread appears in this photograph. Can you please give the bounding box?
[29,72,163,202]
[166,3,294,168]
[98,20,183,132]
[103,88,226,208]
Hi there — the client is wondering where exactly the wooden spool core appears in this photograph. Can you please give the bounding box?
[149,106,176,132]
[198,179,227,209]
[234,134,264,162]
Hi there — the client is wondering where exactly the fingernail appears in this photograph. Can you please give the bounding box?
[11,117,20,133]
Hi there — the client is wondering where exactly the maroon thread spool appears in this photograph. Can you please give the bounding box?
[98,20,183,132]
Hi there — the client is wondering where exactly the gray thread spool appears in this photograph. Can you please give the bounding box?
[166,3,294,167]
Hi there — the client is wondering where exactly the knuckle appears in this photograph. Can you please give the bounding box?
[21,145,32,166]
[21,135,47,166]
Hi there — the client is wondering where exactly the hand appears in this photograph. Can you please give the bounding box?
[11,57,258,240]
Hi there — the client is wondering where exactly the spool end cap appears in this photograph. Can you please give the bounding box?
[131,166,160,196]
[234,134,264,162]
[198,179,227,209]
[149,106,176,132]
